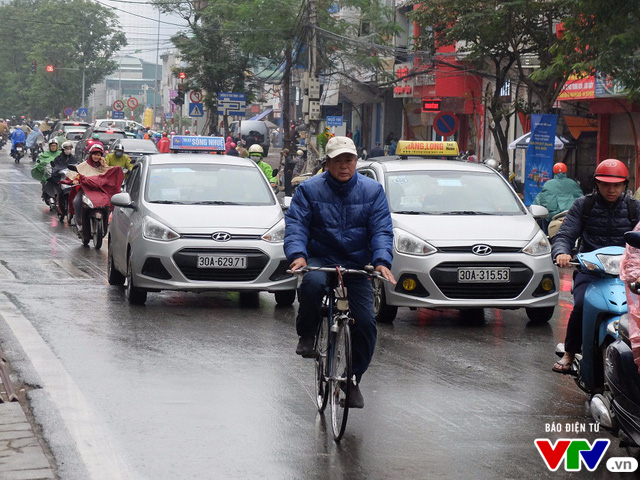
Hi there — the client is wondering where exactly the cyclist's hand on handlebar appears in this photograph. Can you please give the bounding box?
[375,265,396,284]
[289,257,307,273]
[555,254,572,268]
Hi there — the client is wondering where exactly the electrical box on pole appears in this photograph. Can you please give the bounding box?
[308,78,320,100]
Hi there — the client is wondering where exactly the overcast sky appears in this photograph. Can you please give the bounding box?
[96,0,189,64]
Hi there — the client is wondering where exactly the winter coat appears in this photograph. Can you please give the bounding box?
[551,192,640,258]
[104,152,133,172]
[284,171,394,269]
[157,137,171,153]
[532,173,584,220]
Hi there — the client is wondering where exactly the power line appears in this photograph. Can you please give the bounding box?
[93,0,187,27]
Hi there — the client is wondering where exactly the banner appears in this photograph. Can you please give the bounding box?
[524,114,558,205]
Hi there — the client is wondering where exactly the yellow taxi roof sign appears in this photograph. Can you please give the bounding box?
[395,140,459,157]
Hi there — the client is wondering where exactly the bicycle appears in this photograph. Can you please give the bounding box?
[291,264,384,442]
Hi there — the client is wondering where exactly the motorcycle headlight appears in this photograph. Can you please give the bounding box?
[82,195,95,209]
[523,230,551,256]
[143,216,179,241]
[596,254,622,276]
[394,228,437,256]
[261,218,285,243]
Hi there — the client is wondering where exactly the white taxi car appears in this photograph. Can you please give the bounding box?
[108,136,297,305]
[360,141,558,323]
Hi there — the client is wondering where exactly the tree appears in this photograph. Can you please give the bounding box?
[409,0,574,170]
[0,0,126,118]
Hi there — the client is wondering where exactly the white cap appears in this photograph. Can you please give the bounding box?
[326,136,357,158]
[297,149,303,156]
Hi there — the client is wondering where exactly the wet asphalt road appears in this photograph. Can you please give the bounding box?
[0,147,636,479]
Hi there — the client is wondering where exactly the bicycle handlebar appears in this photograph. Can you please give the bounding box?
[286,265,390,281]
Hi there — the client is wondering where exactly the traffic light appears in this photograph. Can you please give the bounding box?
[45,65,54,73]
[174,90,185,105]
[178,71,186,80]
[31,60,36,74]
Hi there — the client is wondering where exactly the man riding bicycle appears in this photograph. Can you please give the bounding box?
[284,136,396,409]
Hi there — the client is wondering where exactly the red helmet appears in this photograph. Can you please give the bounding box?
[594,159,628,183]
[552,162,567,174]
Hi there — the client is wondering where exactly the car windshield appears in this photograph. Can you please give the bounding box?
[146,164,276,205]
[120,139,157,151]
[98,132,126,143]
[385,170,525,215]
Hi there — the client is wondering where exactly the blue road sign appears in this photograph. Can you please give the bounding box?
[63,107,73,116]
[189,103,204,117]
[433,111,458,138]
[164,113,173,119]
[78,107,88,118]
[326,115,343,127]
[112,111,125,119]
[218,92,246,116]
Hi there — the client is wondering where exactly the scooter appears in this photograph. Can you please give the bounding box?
[43,166,73,221]
[30,142,43,162]
[555,246,627,394]
[589,232,640,456]
[68,165,123,249]
[12,142,25,163]
[547,210,568,241]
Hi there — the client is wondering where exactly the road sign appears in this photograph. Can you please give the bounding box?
[433,111,459,138]
[188,103,204,117]
[326,115,343,127]
[127,97,139,109]
[218,92,246,116]
[190,90,203,103]
[113,100,125,112]
[112,111,125,119]
[63,107,73,116]
[78,107,88,118]
[164,113,173,119]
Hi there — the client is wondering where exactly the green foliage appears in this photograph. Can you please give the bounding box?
[0,0,126,118]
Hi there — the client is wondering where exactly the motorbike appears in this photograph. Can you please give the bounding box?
[0,133,6,150]
[68,165,123,249]
[12,142,25,163]
[555,246,627,394]
[30,142,43,162]
[588,232,640,456]
[547,210,568,241]
[42,165,73,221]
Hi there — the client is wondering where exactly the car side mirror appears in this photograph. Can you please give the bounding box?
[281,196,292,210]
[529,204,548,219]
[625,231,640,249]
[111,192,135,209]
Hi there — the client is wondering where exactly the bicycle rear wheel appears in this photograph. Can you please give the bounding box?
[315,317,329,412]
[329,321,352,442]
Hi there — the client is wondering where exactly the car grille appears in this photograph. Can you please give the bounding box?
[173,248,269,281]
[430,262,533,299]
[438,246,522,253]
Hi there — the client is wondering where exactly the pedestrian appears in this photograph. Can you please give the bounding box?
[552,159,640,374]
[284,135,396,408]
[293,149,306,176]
[388,139,397,156]
[227,142,239,156]
[280,148,294,196]
[370,142,385,157]
[157,132,171,153]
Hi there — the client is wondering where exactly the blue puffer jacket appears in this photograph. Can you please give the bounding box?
[284,171,394,269]
[551,192,640,258]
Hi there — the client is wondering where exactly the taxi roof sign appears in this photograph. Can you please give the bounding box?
[395,140,459,157]
[170,135,225,152]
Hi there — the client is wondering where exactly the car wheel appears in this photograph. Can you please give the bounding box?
[239,291,260,307]
[107,238,125,286]
[372,278,398,324]
[126,254,147,305]
[526,306,555,324]
[274,290,296,306]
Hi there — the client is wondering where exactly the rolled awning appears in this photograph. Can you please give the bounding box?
[248,108,273,121]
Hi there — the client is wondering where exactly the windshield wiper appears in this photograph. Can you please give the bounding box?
[441,211,490,215]
[393,210,432,215]
[150,200,186,204]
[192,201,240,205]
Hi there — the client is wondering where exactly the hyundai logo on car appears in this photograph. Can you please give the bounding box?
[212,232,231,242]
[471,244,492,256]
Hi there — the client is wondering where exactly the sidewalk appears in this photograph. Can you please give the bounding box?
[0,358,56,479]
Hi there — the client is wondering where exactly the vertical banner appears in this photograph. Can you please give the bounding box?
[524,113,558,205]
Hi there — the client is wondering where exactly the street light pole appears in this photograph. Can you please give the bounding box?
[154,9,161,129]
[82,69,86,109]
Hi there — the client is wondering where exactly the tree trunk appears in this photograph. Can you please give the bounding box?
[282,43,293,151]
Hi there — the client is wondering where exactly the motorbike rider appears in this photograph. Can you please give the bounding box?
[285,136,396,408]
[67,144,110,231]
[0,119,8,144]
[58,141,76,166]
[25,124,44,157]
[552,159,640,374]
[157,132,171,153]
[533,162,584,233]
[10,126,26,158]
[104,143,134,173]
[31,139,61,201]
[85,133,103,153]
[248,144,277,187]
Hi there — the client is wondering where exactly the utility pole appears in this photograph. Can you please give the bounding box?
[305,0,321,172]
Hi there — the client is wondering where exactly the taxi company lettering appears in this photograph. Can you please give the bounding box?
[402,142,444,152]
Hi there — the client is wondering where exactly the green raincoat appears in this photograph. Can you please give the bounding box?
[533,173,583,220]
[30,149,62,184]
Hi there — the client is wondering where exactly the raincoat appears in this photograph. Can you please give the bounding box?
[10,128,26,148]
[619,221,640,371]
[30,149,61,184]
[256,159,277,185]
[25,129,43,149]
[532,173,583,220]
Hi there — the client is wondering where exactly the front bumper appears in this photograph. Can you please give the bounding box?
[385,251,559,309]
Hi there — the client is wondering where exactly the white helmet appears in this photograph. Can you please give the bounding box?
[48,138,58,146]
[297,150,303,156]
[248,144,263,155]
[61,141,73,149]
[484,158,499,170]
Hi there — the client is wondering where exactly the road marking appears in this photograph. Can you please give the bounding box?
[0,181,40,184]
[0,293,135,480]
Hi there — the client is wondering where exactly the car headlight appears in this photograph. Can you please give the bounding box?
[394,228,437,256]
[523,230,551,256]
[262,218,285,243]
[143,216,180,241]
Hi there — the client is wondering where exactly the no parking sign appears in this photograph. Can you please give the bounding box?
[433,112,459,138]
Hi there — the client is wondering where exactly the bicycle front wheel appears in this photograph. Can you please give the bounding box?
[315,316,329,412]
[329,321,352,442]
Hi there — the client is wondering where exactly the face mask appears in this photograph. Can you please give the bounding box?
[115,151,123,158]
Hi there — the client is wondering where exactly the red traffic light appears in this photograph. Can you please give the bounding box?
[45,65,54,73]
[178,71,186,79]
